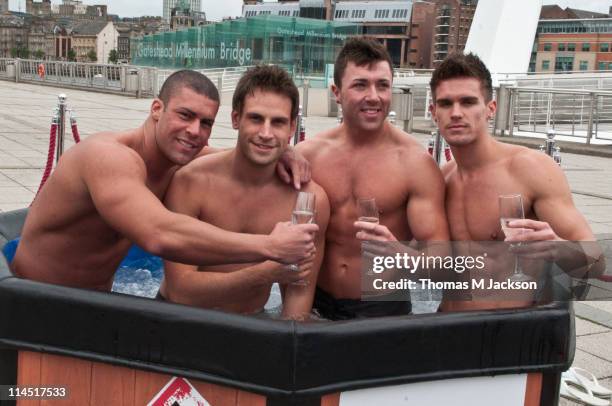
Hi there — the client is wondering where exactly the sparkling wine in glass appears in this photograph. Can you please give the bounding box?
[289,192,316,285]
[498,194,532,282]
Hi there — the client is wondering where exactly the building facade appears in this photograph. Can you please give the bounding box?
[533,19,612,72]
[26,0,52,16]
[243,0,413,67]
[0,14,28,57]
[431,0,477,66]
[132,15,360,73]
[69,20,118,63]
[163,0,201,23]
[0,0,9,14]
[407,1,435,68]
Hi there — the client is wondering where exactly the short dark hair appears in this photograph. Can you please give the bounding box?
[430,52,493,101]
[158,70,219,107]
[334,37,394,88]
[232,65,299,120]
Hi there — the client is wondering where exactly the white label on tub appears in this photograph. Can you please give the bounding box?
[147,377,211,406]
[340,374,527,406]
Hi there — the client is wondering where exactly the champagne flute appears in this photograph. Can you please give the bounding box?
[499,194,532,282]
[358,198,379,224]
[289,192,316,285]
[358,198,379,276]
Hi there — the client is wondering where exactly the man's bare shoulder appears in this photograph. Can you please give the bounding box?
[67,131,145,172]
[389,127,439,169]
[173,149,232,185]
[296,127,340,158]
[505,143,567,194]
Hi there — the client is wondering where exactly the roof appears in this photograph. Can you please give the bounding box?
[540,5,609,20]
[71,20,109,35]
[567,8,609,19]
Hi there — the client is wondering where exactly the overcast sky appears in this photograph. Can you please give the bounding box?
[7,0,612,20]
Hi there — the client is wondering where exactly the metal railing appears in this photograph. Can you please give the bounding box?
[155,65,254,96]
[499,86,612,144]
[0,58,157,97]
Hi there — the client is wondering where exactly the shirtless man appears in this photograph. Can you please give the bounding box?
[12,70,317,291]
[159,65,329,319]
[357,53,597,310]
[297,38,449,320]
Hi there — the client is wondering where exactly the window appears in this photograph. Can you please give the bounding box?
[609,63,612,70]
[567,43,575,52]
[582,43,590,51]
[598,61,606,70]
[554,56,573,71]
[543,43,551,51]
[601,43,609,52]
[579,60,588,71]
[542,60,550,70]
[558,43,565,51]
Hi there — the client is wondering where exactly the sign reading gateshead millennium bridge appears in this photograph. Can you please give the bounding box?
[131,15,361,75]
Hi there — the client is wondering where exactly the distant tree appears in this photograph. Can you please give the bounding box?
[87,49,97,62]
[33,50,45,59]
[108,49,118,64]
[67,49,76,61]
[10,47,30,58]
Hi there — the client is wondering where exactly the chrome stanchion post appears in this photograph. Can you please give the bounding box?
[553,146,562,165]
[293,105,303,146]
[388,111,396,126]
[545,128,555,157]
[432,129,444,165]
[56,94,67,163]
[337,105,343,124]
[302,79,310,118]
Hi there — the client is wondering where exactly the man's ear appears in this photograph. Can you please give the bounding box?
[151,98,164,121]
[289,118,297,139]
[331,83,340,104]
[429,103,436,124]
[487,99,497,120]
[231,110,240,130]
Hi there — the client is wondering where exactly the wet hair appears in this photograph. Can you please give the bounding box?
[334,37,394,88]
[158,70,219,107]
[430,52,493,101]
[232,65,299,120]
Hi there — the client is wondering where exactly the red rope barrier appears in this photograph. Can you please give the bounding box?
[444,145,452,162]
[70,117,81,144]
[427,144,453,162]
[33,120,58,200]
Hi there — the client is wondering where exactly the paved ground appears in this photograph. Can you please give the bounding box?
[0,80,611,404]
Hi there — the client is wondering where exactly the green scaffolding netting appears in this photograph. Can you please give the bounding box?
[131,15,361,76]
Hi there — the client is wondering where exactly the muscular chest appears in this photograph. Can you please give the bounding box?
[446,171,532,241]
[199,182,295,234]
[312,149,408,217]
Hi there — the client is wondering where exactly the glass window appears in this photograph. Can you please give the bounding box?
[579,60,588,71]
[598,62,606,70]
[558,43,565,51]
[542,60,549,70]
[567,43,575,52]
[601,43,609,52]
[582,43,590,52]
[543,43,551,51]
[554,56,573,71]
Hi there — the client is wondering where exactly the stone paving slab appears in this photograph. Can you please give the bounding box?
[576,317,610,336]
[572,347,612,379]
[576,331,612,363]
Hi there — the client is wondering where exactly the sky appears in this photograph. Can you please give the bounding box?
[7,0,612,20]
